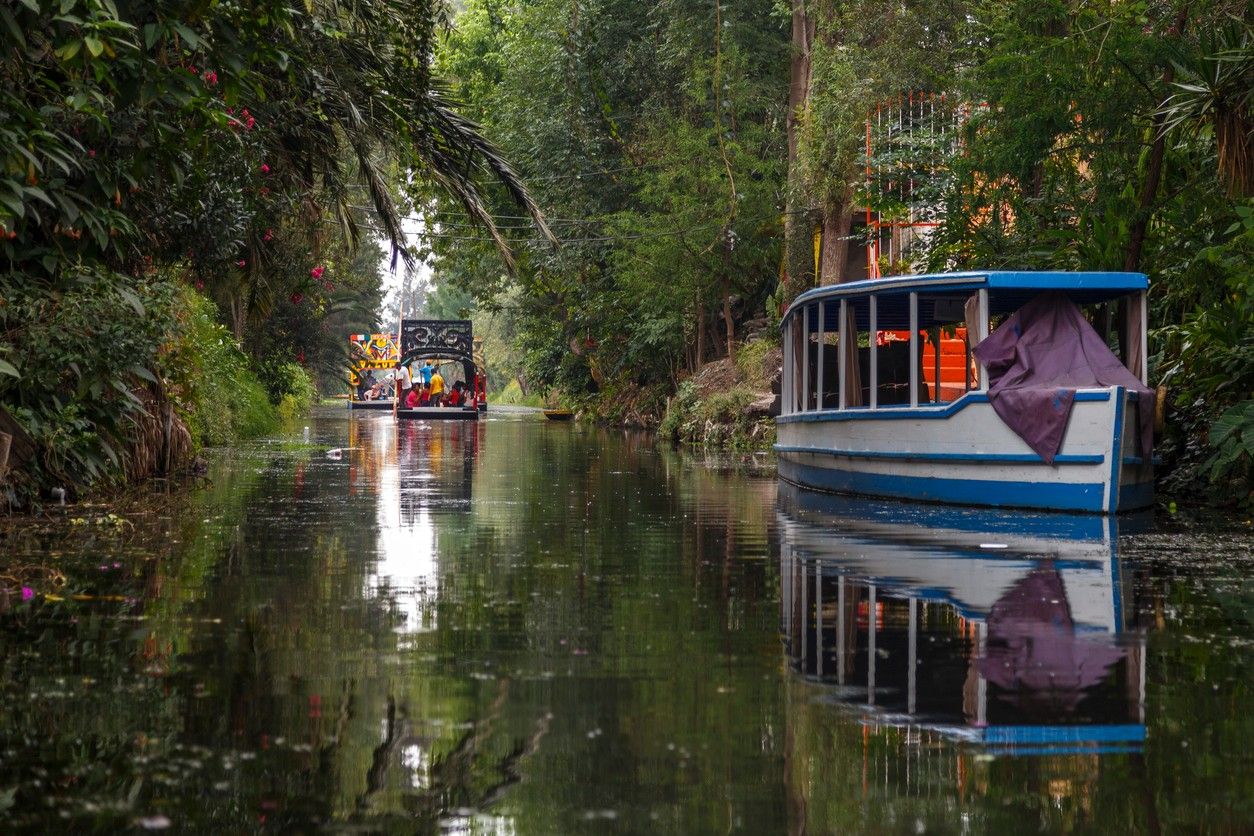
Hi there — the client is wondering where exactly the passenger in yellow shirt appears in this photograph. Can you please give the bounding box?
[429,369,445,404]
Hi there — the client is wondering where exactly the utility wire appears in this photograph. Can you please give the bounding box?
[336,209,787,245]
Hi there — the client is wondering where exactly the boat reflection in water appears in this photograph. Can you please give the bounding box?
[778,481,1150,757]
[345,415,482,636]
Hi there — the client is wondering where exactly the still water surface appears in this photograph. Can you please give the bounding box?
[0,407,1250,833]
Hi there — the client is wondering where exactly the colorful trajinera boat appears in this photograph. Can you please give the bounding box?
[347,333,399,410]
[395,319,482,421]
[776,271,1154,513]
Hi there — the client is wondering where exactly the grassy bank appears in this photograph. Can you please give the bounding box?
[657,338,780,450]
[1,287,317,507]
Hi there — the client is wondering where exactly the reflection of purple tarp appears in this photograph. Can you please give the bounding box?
[977,567,1125,712]
[972,293,1153,464]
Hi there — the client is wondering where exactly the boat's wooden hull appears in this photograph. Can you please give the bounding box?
[775,386,1152,514]
[543,409,574,421]
[348,400,394,411]
[397,406,481,421]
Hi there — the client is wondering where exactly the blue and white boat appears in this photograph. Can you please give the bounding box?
[776,271,1154,514]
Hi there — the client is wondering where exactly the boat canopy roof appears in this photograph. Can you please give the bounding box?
[783,271,1148,332]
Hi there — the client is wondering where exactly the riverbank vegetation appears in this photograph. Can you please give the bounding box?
[1,0,1248,506]
[422,0,1251,505]
[0,0,545,505]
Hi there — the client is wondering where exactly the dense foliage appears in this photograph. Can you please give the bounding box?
[426,0,1250,502]
[0,0,545,503]
[423,0,790,410]
[919,0,1252,502]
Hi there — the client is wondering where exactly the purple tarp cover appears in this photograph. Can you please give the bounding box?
[972,292,1152,464]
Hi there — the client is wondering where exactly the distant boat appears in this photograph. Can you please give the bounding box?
[776,270,1154,514]
[543,409,574,421]
[392,319,484,422]
[348,399,393,411]
[347,332,400,410]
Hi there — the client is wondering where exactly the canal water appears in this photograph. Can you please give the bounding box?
[0,407,1249,833]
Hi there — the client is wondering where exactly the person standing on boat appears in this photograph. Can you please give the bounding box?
[429,367,445,405]
[394,360,412,407]
[419,360,435,388]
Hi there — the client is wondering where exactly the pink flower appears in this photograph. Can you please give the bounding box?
[323,281,334,292]
[20,587,33,601]
[87,149,96,159]
[290,293,303,304]
[188,66,198,75]
[263,229,273,241]
[195,280,204,290]
[204,70,218,86]
[259,163,270,174]
[310,265,325,279]
[237,259,246,268]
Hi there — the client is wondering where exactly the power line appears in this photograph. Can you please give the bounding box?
[347,203,628,227]
[516,159,668,182]
[337,210,787,245]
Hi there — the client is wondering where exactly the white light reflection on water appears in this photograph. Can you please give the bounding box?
[355,415,447,634]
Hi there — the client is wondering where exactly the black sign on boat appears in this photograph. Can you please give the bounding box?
[396,319,482,420]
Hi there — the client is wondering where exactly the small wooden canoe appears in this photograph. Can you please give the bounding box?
[543,409,575,421]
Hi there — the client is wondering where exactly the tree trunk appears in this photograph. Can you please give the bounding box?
[1124,6,1189,272]
[695,299,705,368]
[782,2,815,304]
[230,296,245,340]
[818,202,853,284]
[722,220,737,360]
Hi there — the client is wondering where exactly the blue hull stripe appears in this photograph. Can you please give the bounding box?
[774,445,1104,465]
[779,458,1107,513]
[981,724,1146,745]
[778,482,1155,540]
[778,390,1110,424]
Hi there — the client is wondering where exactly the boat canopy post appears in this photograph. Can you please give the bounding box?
[802,306,811,412]
[869,295,879,410]
[909,292,919,407]
[977,288,989,391]
[838,300,848,410]
[816,301,825,410]
[793,315,805,413]
[781,317,791,416]
[932,325,941,403]
[1126,290,1148,385]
